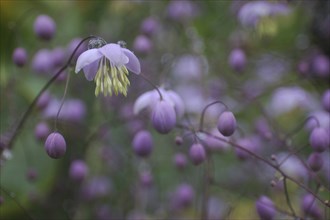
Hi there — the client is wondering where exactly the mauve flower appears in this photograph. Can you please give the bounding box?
[255,196,276,220]
[132,130,153,158]
[312,54,330,77]
[217,111,237,137]
[34,122,50,141]
[228,48,246,72]
[301,194,322,219]
[322,89,330,112]
[307,153,323,172]
[75,39,141,96]
[133,35,152,54]
[238,1,290,28]
[33,15,56,40]
[44,132,66,159]
[32,49,53,74]
[140,17,159,36]
[189,143,206,165]
[309,127,329,152]
[173,183,194,208]
[69,160,89,182]
[133,88,184,118]
[167,0,198,22]
[151,99,177,134]
[173,153,188,170]
[12,48,27,67]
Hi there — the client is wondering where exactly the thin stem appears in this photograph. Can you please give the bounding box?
[200,130,329,208]
[54,72,71,130]
[138,74,163,100]
[283,177,296,217]
[199,100,228,131]
[283,116,321,141]
[3,35,95,152]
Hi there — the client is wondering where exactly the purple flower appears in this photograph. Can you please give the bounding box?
[309,127,329,152]
[301,194,322,219]
[133,88,185,118]
[189,143,206,165]
[173,153,188,170]
[69,160,89,182]
[255,196,276,220]
[173,183,194,208]
[217,111,237,137]
[32,49,53,74]
[34,122,50,141]
[322,89,330,112]
[151,100,177,134]
[75,41,141,96]
[132,130,153,158]
[140,17,159,36]
[133,35,152,54]
[167,0,198,22]
[44,132,66,159]
[33,15,56,41]
[228,48,246,72]
[307,153,324,172]
[12,47,27,67]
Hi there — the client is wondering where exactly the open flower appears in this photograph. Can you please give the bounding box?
[75,41,141,96]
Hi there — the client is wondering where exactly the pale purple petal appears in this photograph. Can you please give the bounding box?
[133,90,158,115]
[75,49,102,73]
[122,48,141,74]
[83,59,100,81]
[167,90,185,118]
[99,43,128,66]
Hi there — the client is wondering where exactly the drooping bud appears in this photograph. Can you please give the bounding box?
[69,160,89,182]
[301,194,322,219]
[34,122,50,141]
[132,130,153,158]
[44,132,66,159]
[133,35,152,54]
[307,153,323,172]
[174,183,194,208]
[12,48,27,67]
[173,153,188,170]
[255,196,276,220]
[175,136,183,145]
[189,143,206,165]
[151,100,176,134]
[33,15,56,40]
[322,89,330,112]
[309,127,329,152]
[228,48,246,72]
[217,111,237,137]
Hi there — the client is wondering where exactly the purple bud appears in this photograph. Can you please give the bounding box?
[36,91,51,110]
[66,38,87,62]
[34,122,50,141]
[12,48,27,67]
[235,138,255,160]
[132,130,153,158]
[44,132,66,159]
[151,100,176,134]
[309,127,329,152]
[69,160,89,182]
[175,136,183,145]
[229,48,246,72]
[217,111,237,136]
[312,54,330,77]
[140,17,159,36]
[139,171,153,187]
[255,196,276,220]
[322,89,330,112]
[307,153,324,172]
[301,194,322,219]
[33,15,56,40]
[189,143,206,165]
[175,183,194,208]
[133,35,152,54]
[173,153,188,170]
[32,49,53,74]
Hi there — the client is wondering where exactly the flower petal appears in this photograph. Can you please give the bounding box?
[133,90,158,115]
[122,48,141,74]
[83,59,100,81]
[99,43,128,66]
[75,49,103,73]
[167,90,185,118]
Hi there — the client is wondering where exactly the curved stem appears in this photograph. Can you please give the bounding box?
[138,74,163,100]
[3,35,96,152]
[199,100,228,131]
[283,116,320,141]
[54,72,71,131]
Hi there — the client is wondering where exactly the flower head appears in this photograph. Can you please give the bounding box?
[75,38,141,97]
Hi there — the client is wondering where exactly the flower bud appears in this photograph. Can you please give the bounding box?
[322,89,330,112]
[151,100,176,134]
[309,127,329,152]
[12,48,27,67]
[33,15,56,40]
[44,132,66,159]
[255,196,276,220]
[173,153,188,170]
[139,171,153,188]
[307,153,323,172]
[301,194,322,219]
[229,48,246,72]
[69,160,89,182]
[312,54,329,77]
[175,136,183,145]
[36,91,51,110]
[34,122,50,141]
[217,111,237,136]
[189,143,206,165]
[140,17,159,36]
[133,35,152,54]
[132,130,153,158]
[175,183,194,208]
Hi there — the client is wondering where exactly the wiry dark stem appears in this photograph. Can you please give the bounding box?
[2,35,96,154]
[283,177,296,217]
[199,100,228,131]
[138,73,163,100]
